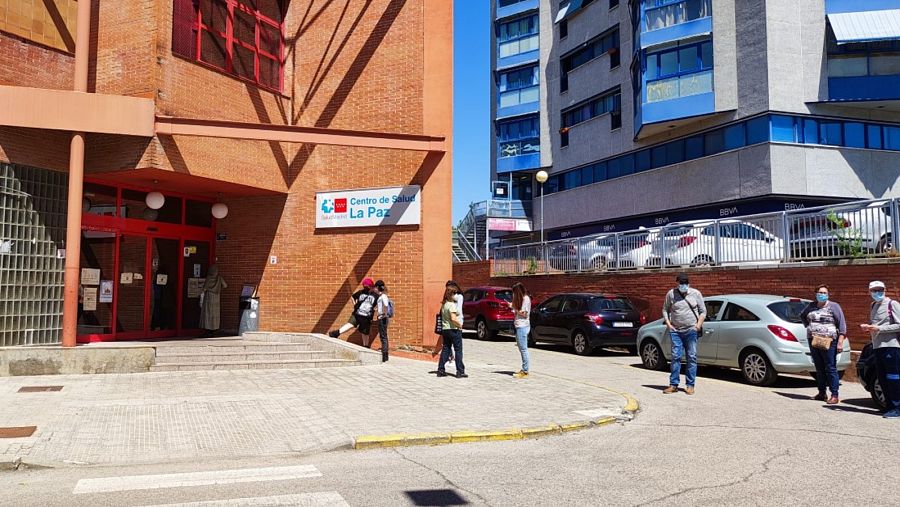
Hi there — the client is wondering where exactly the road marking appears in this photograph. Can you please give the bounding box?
[73,465,322,495]
[137,492,350,507]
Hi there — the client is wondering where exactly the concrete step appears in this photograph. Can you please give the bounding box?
[154,350,335,363]
[153,342,313,355]
[149,358,362,372]
[243,333,322,345]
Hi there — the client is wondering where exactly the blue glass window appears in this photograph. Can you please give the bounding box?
[581,165,594,185]
[636,149,652,172]
[499,65,540,108]
[607,157,622,178]
[498,14,539,59]
[844,123,865,148]
[644,0,712,32]
[704,129,724,155]
[868,124,883,149]
[746,116,768,145]
[593,161,607,181]
[885,126,900,150]
[644,40,713,104]
[771,115,796,142]
[561,89,622,130]
[620,154,635,176]
[666,139,685,164]
[802,118,819,145]
[564,170,582,189]
[724,124,745,150]
[685,135,704,158]
[819,121,842,146]
[498,116,540,158]
[651,145,666,168]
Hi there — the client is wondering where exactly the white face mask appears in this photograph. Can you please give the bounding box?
[678,284,689,293]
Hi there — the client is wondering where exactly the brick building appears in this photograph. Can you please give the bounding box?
[0,0,452,348]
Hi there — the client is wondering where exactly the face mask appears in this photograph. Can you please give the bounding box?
[872,291,885,302]
[678,284,689,293]
[816,293,828,303]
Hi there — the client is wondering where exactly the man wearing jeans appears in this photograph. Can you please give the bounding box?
[662,273,706,395]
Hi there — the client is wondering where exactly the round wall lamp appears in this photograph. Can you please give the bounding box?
[211,202,229,219]
[146,191,165,210]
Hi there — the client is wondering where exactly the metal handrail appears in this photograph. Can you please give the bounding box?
[491,197,900,276]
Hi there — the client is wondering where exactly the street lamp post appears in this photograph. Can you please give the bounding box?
[535,170,548,244]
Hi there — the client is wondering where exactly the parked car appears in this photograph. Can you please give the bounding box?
[529,293,646,355]
[789,201,893,259]
[461,286,515,340]
[856,342,889,410]
[548,231,651,271]
[646,219,782,267]
[636,294,852,386]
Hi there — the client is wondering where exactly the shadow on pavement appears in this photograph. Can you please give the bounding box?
[492,371,516,376]
[641,384,674,392]
[773,391,814,401]
[405,489,469,506]
[824,401,883,416]
[841,397,884,411]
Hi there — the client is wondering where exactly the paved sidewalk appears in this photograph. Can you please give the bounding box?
[0,355,629,467]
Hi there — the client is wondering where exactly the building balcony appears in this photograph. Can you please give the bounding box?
[496,0,539,21]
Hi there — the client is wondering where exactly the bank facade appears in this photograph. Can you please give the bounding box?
[0,0,452,347]
[489,0,900,243]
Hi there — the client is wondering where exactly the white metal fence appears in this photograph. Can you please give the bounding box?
[492,198,899,276]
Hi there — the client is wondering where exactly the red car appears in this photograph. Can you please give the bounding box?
[461,286,515,340]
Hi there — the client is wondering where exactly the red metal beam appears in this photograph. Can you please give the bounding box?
[154,116,447,152]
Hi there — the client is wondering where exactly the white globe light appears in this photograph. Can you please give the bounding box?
[145,191,165,210]
[535,170,549,183]
[211,203,229,219]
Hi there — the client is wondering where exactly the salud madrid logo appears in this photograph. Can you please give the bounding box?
[321,198,347,215]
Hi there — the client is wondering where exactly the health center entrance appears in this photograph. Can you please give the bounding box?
[76,180,218,342]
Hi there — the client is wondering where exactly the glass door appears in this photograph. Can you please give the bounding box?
[115,235,148,337]
[77,230,116,340]
[149,237,181,335]
[181,240,211,331]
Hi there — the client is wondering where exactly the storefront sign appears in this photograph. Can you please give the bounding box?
[487,218,532,232]
[316,185,421,229]
[99,281,113,303]
[83,288,97,311]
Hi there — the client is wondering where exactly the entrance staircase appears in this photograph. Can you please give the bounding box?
[150,332,379,372]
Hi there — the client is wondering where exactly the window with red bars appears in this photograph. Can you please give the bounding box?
[172,0,284,91]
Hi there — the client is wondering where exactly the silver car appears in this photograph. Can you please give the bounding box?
[636,294,852,386]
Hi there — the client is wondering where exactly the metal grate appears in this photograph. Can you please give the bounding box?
[0,163,67,346]
[0,426,36,438]
[17,386,63,393]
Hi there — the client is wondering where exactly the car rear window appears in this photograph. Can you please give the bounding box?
[494,290,512,302]
[768,301,809,323]
[589,297,635,312]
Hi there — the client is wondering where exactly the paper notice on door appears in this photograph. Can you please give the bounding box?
[187,278,206,298]
[83,288,98,311]
[156,274,168,286]
[133,273,143,281]
[99,280,113,303]
[193,264,201,277]
[120,272,133,285]
[81,268,100,285]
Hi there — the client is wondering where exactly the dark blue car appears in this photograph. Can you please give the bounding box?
[529,293,645,356]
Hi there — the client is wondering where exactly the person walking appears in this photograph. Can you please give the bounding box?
[199,265,227,338]
[661,273,706,395]
[860,280,900,418]
[800,284,847,404]
[374,280,392,362]
[437,285,466,378]
[511,282,531,379]
[329,278,377,340]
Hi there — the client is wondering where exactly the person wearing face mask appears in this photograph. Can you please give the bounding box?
[860,281,900,418]
[800,284,847,404]
[661,273,706,395]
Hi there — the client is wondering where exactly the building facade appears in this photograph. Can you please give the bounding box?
[0,0,452,347]
[491,0,900,241]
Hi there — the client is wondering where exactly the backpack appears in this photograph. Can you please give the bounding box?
[355,292,375,317]
[385,296,394,318]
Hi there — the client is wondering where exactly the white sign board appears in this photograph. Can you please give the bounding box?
[316,185,421,229]
[487,218,532,232]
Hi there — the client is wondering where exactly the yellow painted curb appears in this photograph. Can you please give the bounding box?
[450,429,524,443]
[592,416,617,427]
[622,394,640,414]
[558,421,591,432]
[521,424,562,438]
[354,432,451,449]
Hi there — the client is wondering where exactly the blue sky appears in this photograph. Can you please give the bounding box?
[452,1,491,222]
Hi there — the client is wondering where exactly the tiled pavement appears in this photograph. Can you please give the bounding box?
[0,354,627,467]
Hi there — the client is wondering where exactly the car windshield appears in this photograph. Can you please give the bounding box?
[589,297,635,312]
[494,290,512,302]
[767,301,809,323]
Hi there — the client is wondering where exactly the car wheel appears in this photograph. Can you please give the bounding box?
[877,234,893,254]
[872,378,888,410]
[690,255,714,267]
[590,256,607,271]
[640,340,667,371]
[740,349,777,386]
[475,318,488,340]
[572,330,593,356]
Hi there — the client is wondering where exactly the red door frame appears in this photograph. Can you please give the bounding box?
[78,179,216,343]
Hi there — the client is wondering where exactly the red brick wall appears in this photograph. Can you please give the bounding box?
[454,260,900,352]
[0,32,73,90]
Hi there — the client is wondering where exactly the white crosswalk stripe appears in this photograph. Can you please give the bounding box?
[136,492,350,507]
[72,465,323,495]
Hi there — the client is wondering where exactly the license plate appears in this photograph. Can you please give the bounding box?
[613,322,633,328]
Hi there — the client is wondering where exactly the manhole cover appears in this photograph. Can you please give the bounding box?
[17,386,63,393]
[0,427,36,438]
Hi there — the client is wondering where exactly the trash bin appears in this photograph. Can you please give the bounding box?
[238,287,260,336]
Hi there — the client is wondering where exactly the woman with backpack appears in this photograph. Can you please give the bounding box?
[329,278,377,341]
[511,282,531,378]
[374,280,392,362]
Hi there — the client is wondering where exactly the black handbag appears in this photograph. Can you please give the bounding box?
[434,310,444,334]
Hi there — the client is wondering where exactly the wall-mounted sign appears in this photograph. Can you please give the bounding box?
[187,278,205,298]
[316,185,421,229]
[156,274,168,286]
[487,218,532,232]
[99,280,113,303]
[83,288,98,311]
[81,268,100,285]
[120,272,133,285]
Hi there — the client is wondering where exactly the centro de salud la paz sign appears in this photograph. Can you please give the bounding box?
[316,185,421,229]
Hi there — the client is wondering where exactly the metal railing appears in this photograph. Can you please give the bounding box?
[491,197,899,276]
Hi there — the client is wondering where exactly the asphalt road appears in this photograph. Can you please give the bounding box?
[1,335,897,507]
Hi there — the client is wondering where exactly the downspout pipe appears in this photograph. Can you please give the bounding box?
[61,0,93,347]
